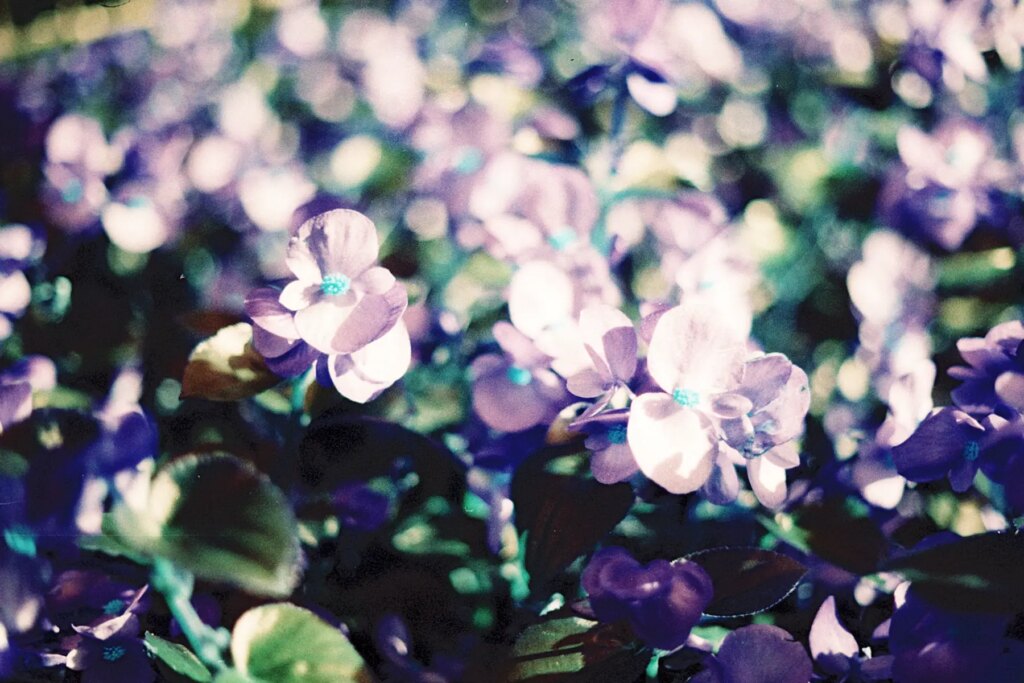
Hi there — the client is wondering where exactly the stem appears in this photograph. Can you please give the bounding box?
[608,76,631,176]
[151,558,229,673]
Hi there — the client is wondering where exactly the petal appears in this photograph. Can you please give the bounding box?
[590,442,640,484]
[809,596,859,661]
[891,407,983,483]
[701,449,740,505]
[627,393,716,494]
[356,265,397,295]
[995,371,1024,413]
[493,321,548,368]
[715,625,813,683]
[0,381,32,430]
[347,321,412,385]
[645,301,746,397]
[747,456,788,509]
[567,368,609,398]
[0,271,30,315]
[245,287,299,339]
[508,260,575,340]
[291,209,379,280]
[626,68,677,117]
[579,304,637,381]
[278,280,321,312]
[330,284,408,354]
[471,356,550,432]
[737,354,792,409]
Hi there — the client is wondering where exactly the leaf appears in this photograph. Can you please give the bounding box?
[230,603,375,683]
[684,547,807,617]
[181,323,280,401]
[111,453,303,597]
[511,444,634,588]
[144,632,213,682]
[883,532,1024,614]
[507,616,648,682]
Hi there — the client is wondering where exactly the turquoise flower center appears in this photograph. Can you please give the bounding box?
[4,525,36,557]
[963,440,980,462]
[61,179,83,204]
[453,147,484,175]
[103,645,126,662]
[672,388,700,407]
[607,425,627,444]
[320,273,351,296]
[548,228,578,251]
[507,365,532,386]
[102,599,126,615]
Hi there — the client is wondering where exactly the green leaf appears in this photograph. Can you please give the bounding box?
[508,616,647,681]
[180,323,280,401]
[111,454,303,597]
[144,632,213,682]
[230,603,375,683]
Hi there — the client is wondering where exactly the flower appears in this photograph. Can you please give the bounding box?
[278,209,407,356]
[566,304,638,418]
[809,595,893,681]
[581,546,712,650]
[947,320,1024,417]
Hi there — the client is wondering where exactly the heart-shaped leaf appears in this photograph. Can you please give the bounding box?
[507,616,647,681]
[144,632,212,682]
[230,603,375,683]
[111,453,303,597]
[883,532,1024,614]
[685,547,807,617]
[511,444,634,588]
[181,323,280,401]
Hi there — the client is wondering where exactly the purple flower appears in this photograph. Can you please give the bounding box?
[581,546,712,650]
[948,320,1024,417]
[65,588,154,683]
[690,624,813,683]
[891,407,987,492]
[627,301,747,494]
[809,596,893,681]
[471,322,569,433]
[278,209,407,356]
[574,410,640,484]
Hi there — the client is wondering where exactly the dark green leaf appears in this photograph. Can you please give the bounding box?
[511,445,634,588]
[144,632,213,682]
[788,498,887,575]
[230,603,375,683]
[883,532,1024,614]
[685,547,806,617]
[111,454,302,597]
[508,616,647,682]
[180,323,280,401]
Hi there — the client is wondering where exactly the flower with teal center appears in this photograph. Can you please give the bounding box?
[320,273,351,296]
[672,388,700,407]
[102,645,126,662]
[506,365,532,386]
[547,227,578,251]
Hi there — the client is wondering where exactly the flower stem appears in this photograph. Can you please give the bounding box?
[151,558,229,673]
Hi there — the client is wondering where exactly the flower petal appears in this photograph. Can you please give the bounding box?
[278,280,321,312]
[290,209,379,281]
[627,393,716,494]
[809,596,860,661]
[748,455,788,509]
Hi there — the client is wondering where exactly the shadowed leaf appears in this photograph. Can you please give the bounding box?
[684,547,807,617]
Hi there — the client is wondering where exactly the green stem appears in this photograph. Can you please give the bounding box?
[151,558,229,673]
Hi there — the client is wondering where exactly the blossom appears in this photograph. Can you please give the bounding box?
[278,209,407,356]
[626,301,747,494]
[566,305,638,417]
[947,320,1024,417]
[581,546,712,650]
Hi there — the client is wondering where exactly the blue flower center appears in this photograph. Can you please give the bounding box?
[102,599,126,615]
[3,526,36,557]
[453,147,484,175]
[320,273,351,296]
[61,179,83,204]
[963,440,980,462]
[102,645,126,662]
[507,365,532,386]
[548,228,578,251]
[672,388,700,407]
[607,425,627,444]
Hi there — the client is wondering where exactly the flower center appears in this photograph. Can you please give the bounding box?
[548,228,578,251]
[506,365,532,386]
[672,388,700,407]
[320,273,351,296]
[61,179,83,204]
[102,645,126,662]
[3,525,36,557]
[607,425,627,444]
[102,599,126,615]
[963,440,980,462]
[453,147,484,175]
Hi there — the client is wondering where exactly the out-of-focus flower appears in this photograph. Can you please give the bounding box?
[471,322,569,433]
[581,546,712,650]
[947,320,1024,417]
